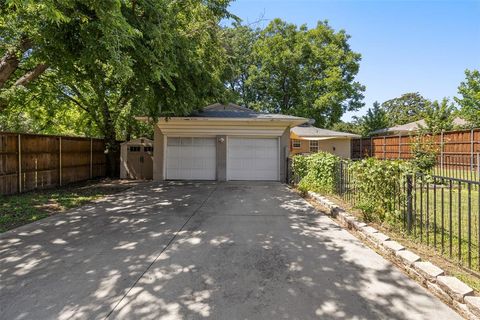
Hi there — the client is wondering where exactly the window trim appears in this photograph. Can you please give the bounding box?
[292,139,301,149]
[309,140,319,153]
[129,146,141,152]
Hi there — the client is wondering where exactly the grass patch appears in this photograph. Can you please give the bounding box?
[0,180,134,233]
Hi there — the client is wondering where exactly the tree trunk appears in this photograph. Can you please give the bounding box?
[101,102,119,178]
[0,52,21,88]
[0,38,32,88]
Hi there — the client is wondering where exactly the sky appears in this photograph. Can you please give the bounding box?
[225,0,480,121]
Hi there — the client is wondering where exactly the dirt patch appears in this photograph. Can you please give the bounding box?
[0,179,141,232]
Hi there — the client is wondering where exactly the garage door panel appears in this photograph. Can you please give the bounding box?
[166,137,216,180]
[227,138,279,181]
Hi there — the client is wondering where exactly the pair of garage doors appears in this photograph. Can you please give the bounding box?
[166,137,279,181]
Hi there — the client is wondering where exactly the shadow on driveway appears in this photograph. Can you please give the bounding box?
[0,182,460,319]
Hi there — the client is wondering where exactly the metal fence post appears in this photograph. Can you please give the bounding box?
[406,174,413,234]
[440,130,444,176]
[339,161,344,195]
[471,129,474,180]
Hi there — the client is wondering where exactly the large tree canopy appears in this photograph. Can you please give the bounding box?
[380,92,430,126]
[419,98,456,134]
[222,19,365,127]
[1,0,232,175]
[355,101,389,136]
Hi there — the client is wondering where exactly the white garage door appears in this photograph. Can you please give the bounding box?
[166,137,216,180]
[227,137,279,181]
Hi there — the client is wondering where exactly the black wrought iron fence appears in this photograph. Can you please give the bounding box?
[335,161,480,272]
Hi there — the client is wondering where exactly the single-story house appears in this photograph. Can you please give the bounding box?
[145,103,307,182]
[370,117,468,135]
[290,125,360,158]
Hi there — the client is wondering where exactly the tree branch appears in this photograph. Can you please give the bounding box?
[14,64,48,87]
[0,38,33,88]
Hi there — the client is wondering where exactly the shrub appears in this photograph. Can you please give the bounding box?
[293,152,341,194]
[291,154,310,181]
[350,158,413,222]
[411,134,439,173]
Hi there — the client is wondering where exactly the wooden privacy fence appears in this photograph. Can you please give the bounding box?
[351,128,480,180]
[0,132,108,195]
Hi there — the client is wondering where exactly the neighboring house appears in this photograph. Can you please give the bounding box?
[290,125,360,158]
[140,103,307,182]
[370,117,468,135]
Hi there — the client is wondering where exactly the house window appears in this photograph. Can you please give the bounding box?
[129,146,141,152]
[292,139,301,149]
[309,140,319,153]
[144,146,153,152]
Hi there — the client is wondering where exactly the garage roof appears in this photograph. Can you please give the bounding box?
[191,103,306,121]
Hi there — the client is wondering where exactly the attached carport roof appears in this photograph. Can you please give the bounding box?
[291,125,360,140]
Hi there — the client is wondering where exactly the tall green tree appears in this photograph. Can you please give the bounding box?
[419,98,456,134]
[0,0,144,109]
[331,121,361,135]
[380,92,430,126]
[455,69,480,127]
[223,19,364,127]
[1,0,231,175]
[355,101,389,136]
[221,22,258,105]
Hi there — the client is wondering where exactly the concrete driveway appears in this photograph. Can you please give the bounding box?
[0,182,460,320]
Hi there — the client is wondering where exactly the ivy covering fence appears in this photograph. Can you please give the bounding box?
[292,152,480,272]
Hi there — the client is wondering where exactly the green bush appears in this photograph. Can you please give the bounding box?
[293,152,341,194]
[411,134,438,173]
[292,152,418,224]
[291,154,310,181]
[350,158,413,222]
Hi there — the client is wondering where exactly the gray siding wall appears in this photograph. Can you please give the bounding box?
[153,125,164,180]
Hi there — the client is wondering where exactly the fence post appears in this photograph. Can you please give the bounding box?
[17,134,21,193]
[406,174,413,234]
[59,137,62,186]
[440,130,444,176]
[383,136,386,159]
[359,138,362,159]
[471,129,474,180]
[370,137,373,157]
[398,134,402,159]
[339,161,344,195]
[90,138,93,179]
[477,153,480,181]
